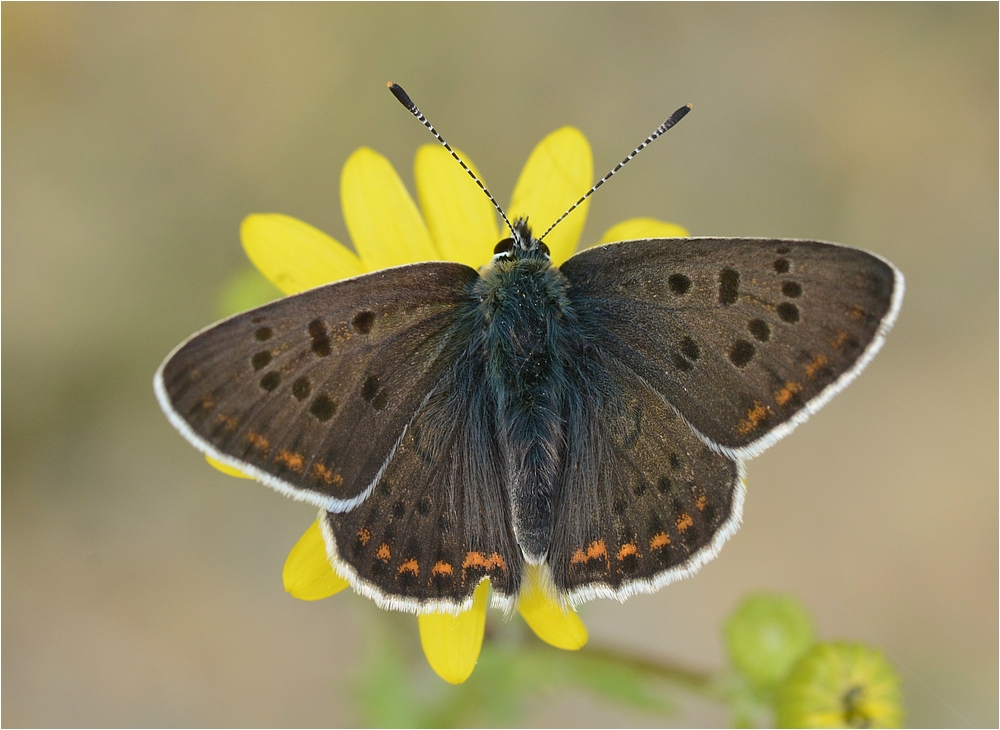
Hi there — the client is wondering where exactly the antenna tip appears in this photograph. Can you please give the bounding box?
[387,82,415,110]
[386,81,394,88]
[666,104,692,127]
[686,103,693,109]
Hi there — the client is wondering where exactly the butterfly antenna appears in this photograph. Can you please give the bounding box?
[538,104,692,242]
[388,82,514,235]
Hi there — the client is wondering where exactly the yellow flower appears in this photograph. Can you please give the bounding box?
[211,127,688,683]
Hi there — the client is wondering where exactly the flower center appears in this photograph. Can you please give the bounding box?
[842,684,870,728]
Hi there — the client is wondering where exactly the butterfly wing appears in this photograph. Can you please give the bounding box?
[560,238,903,455]
[322,346,523,612]
[549,237,901,602]
[547,350,743,602]
[155,262,481,512]
[157,261,522,611]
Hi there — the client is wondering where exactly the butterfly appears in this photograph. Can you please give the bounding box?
[155,84,903,614]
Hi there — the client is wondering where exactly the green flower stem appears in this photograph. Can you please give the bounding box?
[578,643,716,695]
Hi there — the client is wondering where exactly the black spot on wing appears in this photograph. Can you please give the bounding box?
[672,353,693,372]
[782,281,802,298]
[292,377,311,400]
[310,394,337,421]
[668,273,691,295]
[729,340,755,367]
[777,302,800,323]
[748,319,770,342]
[362,375,380,402]
[308,319,331,357]
[719,268,739,305]
[680,336,700,362]
[352,310,375,334]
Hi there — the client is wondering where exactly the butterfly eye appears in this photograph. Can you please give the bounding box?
[537,241,550,257]
[494,238,515,255]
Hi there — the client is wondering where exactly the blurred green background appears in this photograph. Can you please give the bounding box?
[3,3,996,726]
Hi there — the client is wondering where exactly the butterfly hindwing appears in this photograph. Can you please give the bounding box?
[548,350,742,602]
[155,263,482,511]
[561,238,902,453]
[323,345,523,611]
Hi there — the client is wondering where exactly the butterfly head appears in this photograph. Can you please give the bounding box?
[493,218,550,261]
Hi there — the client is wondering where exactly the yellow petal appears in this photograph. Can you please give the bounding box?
[241,214,364,296]
[508,127,593,266]
[418,580,489,684]
[415,144,500,269]
[341,147,439,271]
[205,454,252,479]
[282,520,350,601]
[518,565,588,650]
[597,217,690,246]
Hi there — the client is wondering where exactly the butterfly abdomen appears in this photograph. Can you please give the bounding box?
[478,256,580,561]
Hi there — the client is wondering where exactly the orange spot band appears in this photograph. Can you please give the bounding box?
[617,542,639,560]
[398,558,419,576]
[737,402,771,435]
[775,381,803,406]
[650,532,671,550]
[312,463,343,487]
[274,449,304,473]
[805,354,829,379]
[246,432,270,451]
[570,539,609,565]
[214,413,239,431]
[431,561,453,576]
[462,551,507,572]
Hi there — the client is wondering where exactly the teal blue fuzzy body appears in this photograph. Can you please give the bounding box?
[473,226,586,561]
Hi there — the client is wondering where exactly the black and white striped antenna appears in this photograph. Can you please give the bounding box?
[389,82,691,243]
[388,82,515,235]
[537,103,692,242]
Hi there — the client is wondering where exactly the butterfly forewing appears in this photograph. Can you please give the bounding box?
[548,351,742,602]
[561,238,902,454]
[156,263,481,511]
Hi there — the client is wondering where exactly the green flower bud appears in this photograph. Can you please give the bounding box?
[724,594,814,688]
[775,642,903,728]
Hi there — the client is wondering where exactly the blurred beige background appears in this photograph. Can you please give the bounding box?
[3,3,996,727]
